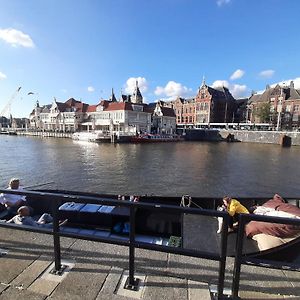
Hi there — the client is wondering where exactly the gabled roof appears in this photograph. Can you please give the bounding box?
[160,107,176,117]
[87,105,98,113]
[206,86,235,102]
[56,102,67,112]
[249,83,300,104]
[41,104,51,113]
[105,102,134,111]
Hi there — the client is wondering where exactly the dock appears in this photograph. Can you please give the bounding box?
[0,228,299,299]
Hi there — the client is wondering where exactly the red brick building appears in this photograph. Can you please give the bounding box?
[166,80,236,126]
[249,81,300,129]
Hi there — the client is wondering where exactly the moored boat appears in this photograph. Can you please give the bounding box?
[72,131,111,143]
[14,190,299,262]
[131,133,183,143]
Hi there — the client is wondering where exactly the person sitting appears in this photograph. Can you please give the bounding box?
[222,196,249,232]
[0,178,27,215]
[7,206,67,228]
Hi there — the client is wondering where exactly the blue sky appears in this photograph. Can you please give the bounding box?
[0,0,300,117]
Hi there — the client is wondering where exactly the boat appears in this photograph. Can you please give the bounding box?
[72,131,111,143]
[131,133,183,143]
[7,190,297,262]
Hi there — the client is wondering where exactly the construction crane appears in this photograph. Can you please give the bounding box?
[0,86,22,118]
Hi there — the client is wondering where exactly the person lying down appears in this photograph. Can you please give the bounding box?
[245,194,300,251]
[7,206,67,228]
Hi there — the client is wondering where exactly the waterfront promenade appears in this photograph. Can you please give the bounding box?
[0,228,299,299]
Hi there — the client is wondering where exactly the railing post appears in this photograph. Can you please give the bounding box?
[51,198,65,275]
[217,213,229,299]
[232,214,246,299]
[124,205,140,290]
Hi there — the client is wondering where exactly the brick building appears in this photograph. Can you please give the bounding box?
[249,81,300,129]
[167,80,236,126]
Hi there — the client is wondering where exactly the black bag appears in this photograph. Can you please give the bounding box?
[0,204,6,212]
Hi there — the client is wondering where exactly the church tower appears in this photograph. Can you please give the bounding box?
[131,81,143,104]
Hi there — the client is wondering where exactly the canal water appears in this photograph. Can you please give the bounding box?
[0,135,300,197]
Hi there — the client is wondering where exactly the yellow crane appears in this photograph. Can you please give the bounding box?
[0,86,22,118]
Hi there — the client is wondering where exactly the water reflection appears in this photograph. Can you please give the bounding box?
[0,136,299,197]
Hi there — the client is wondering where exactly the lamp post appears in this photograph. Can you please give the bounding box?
[276,91,283,131]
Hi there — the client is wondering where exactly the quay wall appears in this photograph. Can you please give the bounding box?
[16,131,73,138]
[183,129,300,146]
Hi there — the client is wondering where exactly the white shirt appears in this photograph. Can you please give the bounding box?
[0,187,26,205]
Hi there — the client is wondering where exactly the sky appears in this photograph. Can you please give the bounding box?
[0,0,300,118]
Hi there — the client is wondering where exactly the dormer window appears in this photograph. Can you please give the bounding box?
[132,105,143,112]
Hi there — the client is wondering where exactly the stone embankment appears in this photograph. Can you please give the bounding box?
[16,131,73,138]
[183,129,300,146]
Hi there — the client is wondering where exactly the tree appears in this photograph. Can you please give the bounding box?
[253,103,271,123]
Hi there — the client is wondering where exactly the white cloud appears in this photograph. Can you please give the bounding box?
[0,71,7,80]
[270,77,300,89]
[217,0,231,7]
[231,84,247,98]
[212,79,248,98]
[0,28,35,48]
[87,86,95,92]
[154,81,192,98]
[259,69,275,79]
[124,77,148,94]
[230,69,245,80]
[212,80,229,88]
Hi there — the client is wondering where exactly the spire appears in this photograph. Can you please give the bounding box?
[201,75,206,87]
[110,88,117,102]
[132,80,143,104]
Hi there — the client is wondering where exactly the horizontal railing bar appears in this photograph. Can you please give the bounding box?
[133,241,222,261]
[0,222,57,235]
[0,221,223,261]
[0,189,229,217]
[241,213,300,226]
[241,257,300,272]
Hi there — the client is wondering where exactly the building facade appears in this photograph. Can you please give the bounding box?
[87,87,152,135]
[30,98,89,132]
[150,101,176,134]
[167,80,236,126]
[249,81,300,129]
[28,82,171,135]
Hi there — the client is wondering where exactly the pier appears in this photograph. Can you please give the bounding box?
[0,189,299,299]
[0,228,299,299]
[15,130,73,139]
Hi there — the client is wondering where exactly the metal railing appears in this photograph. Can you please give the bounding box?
[232,213,300,298]
[0,189,229,299]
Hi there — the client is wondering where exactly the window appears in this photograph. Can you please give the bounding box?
[294,105,299,112]
[286,105,291,112]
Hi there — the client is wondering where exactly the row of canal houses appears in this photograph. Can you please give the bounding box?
[29,82,177,134]
[28,79,300,133]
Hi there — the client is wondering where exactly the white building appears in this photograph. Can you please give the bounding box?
[151,101,177,134]
[87,86,152,135]
[30,98,88,132]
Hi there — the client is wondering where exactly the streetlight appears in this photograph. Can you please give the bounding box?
[276,90,283,131]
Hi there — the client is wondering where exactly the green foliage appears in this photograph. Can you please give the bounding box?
[254,103,271,123]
